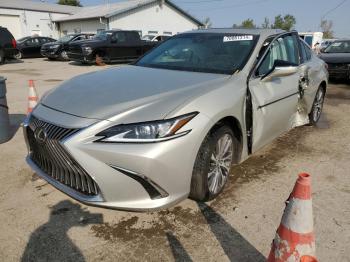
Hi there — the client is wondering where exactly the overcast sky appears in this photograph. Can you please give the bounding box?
[41,0,350,37]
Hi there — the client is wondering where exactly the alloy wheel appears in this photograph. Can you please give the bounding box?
[208,133,234,195]
[14,52,22,59]
[313,88,324,122]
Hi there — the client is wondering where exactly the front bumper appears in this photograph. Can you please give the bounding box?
[23,106,209,211]
[327,63,350,79]
[328,69,350,79]
[41,49,60,58]
[67,52,94,63]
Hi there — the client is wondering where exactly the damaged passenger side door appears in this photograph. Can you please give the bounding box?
[248,33,301,152]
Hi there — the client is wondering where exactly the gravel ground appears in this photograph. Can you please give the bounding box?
[0,58,349,262]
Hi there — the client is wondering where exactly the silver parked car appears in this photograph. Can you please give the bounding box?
[23,29,328,211]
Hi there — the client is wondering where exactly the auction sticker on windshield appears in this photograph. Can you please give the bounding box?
[223,35,253,42]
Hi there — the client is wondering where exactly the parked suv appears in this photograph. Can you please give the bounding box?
[41,33,94,60]
[67,30,156,64]
[0,27,18,64]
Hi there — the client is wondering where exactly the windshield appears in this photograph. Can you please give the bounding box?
[93,31,111,41]
[136,33,258,74]
[324,41,350,53]
[142,35,155,41]
[58,35,75,42]
[17,37,30,43]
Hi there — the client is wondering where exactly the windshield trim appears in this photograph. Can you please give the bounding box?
[137,63,236,75]
[135,33,260,75]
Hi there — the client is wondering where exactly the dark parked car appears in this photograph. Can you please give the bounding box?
[16,36,56,59]
[67,30,156,64]
[0,26,18,64]
[41,33,94,60]
[319,40,350,80]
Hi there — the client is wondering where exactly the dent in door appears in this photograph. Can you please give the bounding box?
[292,66,311,127]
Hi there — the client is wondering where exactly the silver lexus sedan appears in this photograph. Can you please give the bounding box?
[23,29,328,211]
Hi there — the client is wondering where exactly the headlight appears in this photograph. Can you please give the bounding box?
[49,44,60,49]
[95,112,198,143]
[82,46,92,54]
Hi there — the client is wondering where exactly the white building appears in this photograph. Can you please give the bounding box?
[0,0,80,39]
[54,0,203,37]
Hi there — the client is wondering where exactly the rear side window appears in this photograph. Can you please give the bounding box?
[111,32,127,43]
[39,38,51,43]
[303,42,312,60]
[26,38,40,45]
[127,32,140,41]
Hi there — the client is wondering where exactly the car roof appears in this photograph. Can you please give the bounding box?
[68,33,94,36]
[183,28,286,39]
[104,29,138,33]
[333,39,350,42]
[20,36,52,38]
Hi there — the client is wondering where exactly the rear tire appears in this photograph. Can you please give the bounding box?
[189,125,236,201]
[0,49,5,64]
[309,86,325,125]
[14,51,22,59]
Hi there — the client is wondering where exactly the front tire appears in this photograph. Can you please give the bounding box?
[190,125,236,201]
[59,50,68,60]
[309,86,325,125]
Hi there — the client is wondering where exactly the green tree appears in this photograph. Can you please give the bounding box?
[272,14,296,30]
[57,0,82,7]
[234,18,256,29]
[320,20,334,39]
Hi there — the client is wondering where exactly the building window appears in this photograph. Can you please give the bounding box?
[148,31,158,34]
[74,28,81,33]
[62,30,68,35]
[163,31,172,35]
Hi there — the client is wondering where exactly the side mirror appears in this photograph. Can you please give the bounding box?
[261,60,298,82]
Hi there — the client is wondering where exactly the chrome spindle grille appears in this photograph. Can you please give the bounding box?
[27,116,99,196]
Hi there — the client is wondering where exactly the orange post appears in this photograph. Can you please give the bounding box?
[27,80,39,114]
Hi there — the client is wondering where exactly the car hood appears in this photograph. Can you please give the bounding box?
[41,65,231,121]
[319,53,350,63]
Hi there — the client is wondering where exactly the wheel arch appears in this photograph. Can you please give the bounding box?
[320,80,327,93]
[210,115,243,164]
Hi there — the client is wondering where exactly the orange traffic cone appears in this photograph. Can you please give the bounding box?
[95,54,106,66]
[27,80,39,114]
[268,173,317,262]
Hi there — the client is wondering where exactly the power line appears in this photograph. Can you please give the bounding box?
[321,0,348,20]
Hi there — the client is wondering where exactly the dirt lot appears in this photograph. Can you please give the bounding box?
[0,58,349,262]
